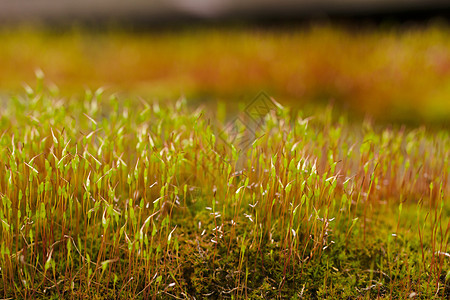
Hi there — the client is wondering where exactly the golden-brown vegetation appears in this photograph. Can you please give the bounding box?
[0,24,450,124]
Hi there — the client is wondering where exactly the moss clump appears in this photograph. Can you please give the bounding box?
[0,81,448,298]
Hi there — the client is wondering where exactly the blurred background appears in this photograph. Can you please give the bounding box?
[0,0,449,125]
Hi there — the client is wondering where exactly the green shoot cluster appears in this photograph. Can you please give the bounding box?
[0,81,449,299]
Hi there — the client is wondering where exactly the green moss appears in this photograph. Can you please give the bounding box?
[0,81,448,298]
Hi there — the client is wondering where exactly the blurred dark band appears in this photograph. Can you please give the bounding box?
[0,0,449,27]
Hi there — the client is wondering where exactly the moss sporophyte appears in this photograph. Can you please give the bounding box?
[0,82,448,299]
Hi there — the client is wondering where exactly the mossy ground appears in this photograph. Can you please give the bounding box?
[0,78,448,299]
